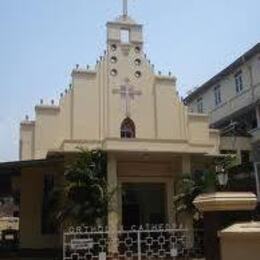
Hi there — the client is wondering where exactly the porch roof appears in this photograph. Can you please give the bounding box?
[0,157,64,176]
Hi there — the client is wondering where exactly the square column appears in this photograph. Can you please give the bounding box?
[107,154,119,256]
[180,155,193,247]
[167,178,175,224]
[182,155,191,174]
[194,192,257,260]
[256,105,260,128]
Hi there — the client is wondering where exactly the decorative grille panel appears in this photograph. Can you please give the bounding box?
[64,225,204,260]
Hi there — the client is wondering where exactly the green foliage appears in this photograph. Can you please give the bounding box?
[173,155,241,222]
[49,149,110,227]
[174,170,217,221]
[225,160,254,192]
[214,155,239,173]
[214,155,254,191]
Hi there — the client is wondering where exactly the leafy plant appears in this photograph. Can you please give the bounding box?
[173,155,240,223]
[173,170,217,223]
[48,149,111,227]
[214,155,239,173]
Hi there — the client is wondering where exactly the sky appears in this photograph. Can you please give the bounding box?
[0,0,259,162]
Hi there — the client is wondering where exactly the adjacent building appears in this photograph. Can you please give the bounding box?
[185,43,260,194]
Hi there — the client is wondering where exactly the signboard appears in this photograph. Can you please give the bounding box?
[4,234,14,240]
[99,252,106,260]
[71,239,94,250]
[170,247,178,257]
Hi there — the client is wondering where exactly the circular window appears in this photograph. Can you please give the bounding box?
[110,56,118,64]
[111,44,117,51]
[135,46,141,53]
[110,69,118,77]
[134,58,141,66]
[135,71,142,78]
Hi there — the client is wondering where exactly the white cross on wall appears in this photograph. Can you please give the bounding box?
[113,80,142,116]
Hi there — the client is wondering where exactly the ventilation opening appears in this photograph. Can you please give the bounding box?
[121,29,130,43]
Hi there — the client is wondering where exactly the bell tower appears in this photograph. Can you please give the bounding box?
[104,0,152,139]
[106,0,143,51]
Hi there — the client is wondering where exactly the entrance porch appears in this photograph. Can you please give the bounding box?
[122,183,166,228]
[107,152,212,232]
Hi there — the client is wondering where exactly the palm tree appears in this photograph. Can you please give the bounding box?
[173,170,217,225]
[173,155,238,224]
[48,149,112,227]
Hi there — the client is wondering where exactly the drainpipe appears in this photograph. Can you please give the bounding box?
[254,163,260,200]
[248,63,260,199]
[248,64,254,102]
[256,106,260,128]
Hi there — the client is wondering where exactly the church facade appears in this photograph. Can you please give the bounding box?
[4,4,220,251]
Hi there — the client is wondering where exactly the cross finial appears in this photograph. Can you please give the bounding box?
[123,0,128,16]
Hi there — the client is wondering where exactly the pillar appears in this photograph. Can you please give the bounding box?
[181,155,194,247]
[167,170,175,224]
[237,149,242,165]
[107,153,119,257]
[256,105,260,128]
[193,192,257,260]
[182,154,191,174]
[252,105,260,193]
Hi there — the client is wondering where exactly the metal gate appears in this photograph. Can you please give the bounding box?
[63,225,204,259]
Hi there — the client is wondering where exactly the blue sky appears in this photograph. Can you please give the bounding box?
[0,0,259,161]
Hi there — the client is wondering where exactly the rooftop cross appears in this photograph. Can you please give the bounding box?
[123,0,128,16]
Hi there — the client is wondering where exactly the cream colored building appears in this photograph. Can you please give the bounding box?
[220,222,260,260]
[0,3,219,251]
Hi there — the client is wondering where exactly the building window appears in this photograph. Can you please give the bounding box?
[111,44,117,51]
[235,71,243,94]
[110,56,118,64]
[197,97,204,113]
[135,46,141,53]
[120,29,130,43]
[220,150,237,155]
[134,58,141,66]
[41,174,56,234]
[121,118,135,138]
[135,71,142,78]
[241,150,251,164]
[214,85,222,106]
[110,69,118,77]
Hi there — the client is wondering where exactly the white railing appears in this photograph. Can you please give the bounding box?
[64,225,204,259]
